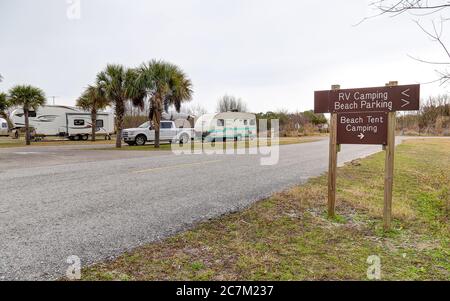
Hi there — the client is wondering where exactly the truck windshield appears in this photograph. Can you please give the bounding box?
[139,122,150,128]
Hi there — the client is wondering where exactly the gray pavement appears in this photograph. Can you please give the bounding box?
[0,138,403,280]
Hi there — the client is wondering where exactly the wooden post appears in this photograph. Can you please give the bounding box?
[328,84,340,218]
[384,81,397,230]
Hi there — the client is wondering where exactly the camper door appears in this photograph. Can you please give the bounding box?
[67,115,92,136]
[0,119,8,136]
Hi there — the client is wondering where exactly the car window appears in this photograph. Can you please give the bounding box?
[161,122,172,129]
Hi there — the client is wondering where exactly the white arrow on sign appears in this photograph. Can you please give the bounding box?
[401,88,410,108]
[358,133,365,140]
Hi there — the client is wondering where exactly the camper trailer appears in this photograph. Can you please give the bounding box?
[0,118,9,136]
[10,105,114,140]
[194,112,257,142]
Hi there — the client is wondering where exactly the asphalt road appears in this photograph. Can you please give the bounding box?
[0,138,392,280]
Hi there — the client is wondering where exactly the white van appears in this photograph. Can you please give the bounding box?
[194,112,257,142]
[0,118,8,136]
[10,105,114,140]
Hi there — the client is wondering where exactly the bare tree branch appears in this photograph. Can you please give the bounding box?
[356,1,450,25]
[408,54,450,64]
[358,1,450,85]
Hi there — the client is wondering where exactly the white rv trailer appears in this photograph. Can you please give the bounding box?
[194,112,257,142]
[10,105,114,140]
[0,118,8,136]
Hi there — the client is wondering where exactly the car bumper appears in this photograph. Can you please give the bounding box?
[122,135,136,141]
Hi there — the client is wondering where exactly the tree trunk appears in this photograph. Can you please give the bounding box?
[154,111,161,148]
[154,96,163,148]
[115,101,125,148]
[24,108,30,145]
[91,109,97,142]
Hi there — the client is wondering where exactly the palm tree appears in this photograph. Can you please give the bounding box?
[0,92,14,129]
[134,60,193,148]
[76,85,110,141]
[165,68,194,113]
[8,85,46,145]
[96,64,137,148]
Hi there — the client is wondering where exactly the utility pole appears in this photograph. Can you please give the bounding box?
[49,96,59,105]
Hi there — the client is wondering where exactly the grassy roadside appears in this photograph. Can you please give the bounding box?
[99,137,324,151]
[82,139,449,280]
[0,137,115,148]
[0,136,323,150]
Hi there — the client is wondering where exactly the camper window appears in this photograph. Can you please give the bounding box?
[74,120,85,126]
[250,119,256,126]
[244,120,248,126]
[1,123,7,128]
[28,111,37,117]
[96,120,104,128]
[217,119,225,127]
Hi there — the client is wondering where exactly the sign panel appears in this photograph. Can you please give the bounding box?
[337,112,388,145]
[315,84,420,113]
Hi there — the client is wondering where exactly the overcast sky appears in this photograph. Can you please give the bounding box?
[0,0,448,113]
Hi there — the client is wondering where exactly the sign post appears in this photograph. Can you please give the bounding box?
[314,82,420,230]
[328,85,340,218]
[383,81,398,230]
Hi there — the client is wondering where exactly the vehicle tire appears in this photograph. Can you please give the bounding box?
[135,135,146,146]
[82,134,89,141]
[73,135,81,141]
[179,134,189,145]
[14,131,19,139]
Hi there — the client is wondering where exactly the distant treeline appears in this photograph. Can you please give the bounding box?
[397,95,450,136]
[256,110,328,136]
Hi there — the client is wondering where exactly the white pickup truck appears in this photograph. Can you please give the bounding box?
[122,120,194,146]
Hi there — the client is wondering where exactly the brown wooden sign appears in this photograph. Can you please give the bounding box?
[315,84,420,113]
[337,112,388,145]
[319,82,420,230]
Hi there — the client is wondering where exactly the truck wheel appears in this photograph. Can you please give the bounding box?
[179,134,189,145]
[135,135,146,146]
[73,135,81,141]
[82,134,89,141]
